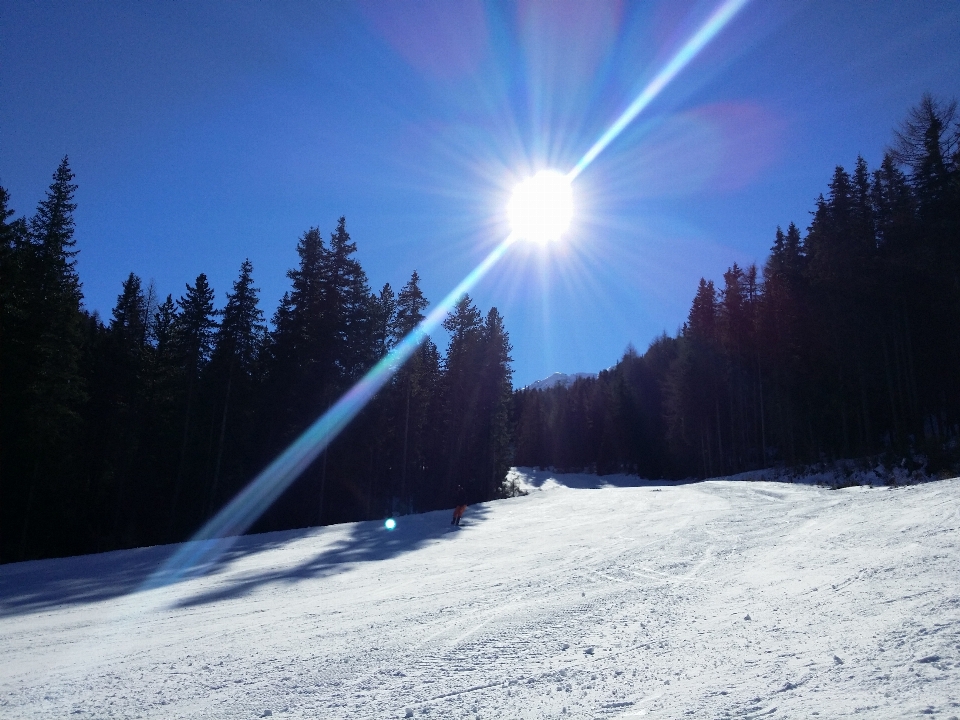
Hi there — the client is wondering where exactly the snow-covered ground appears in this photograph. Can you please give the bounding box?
[2,469,959,719]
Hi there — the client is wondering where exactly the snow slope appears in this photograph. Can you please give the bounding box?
[2,470,959,719]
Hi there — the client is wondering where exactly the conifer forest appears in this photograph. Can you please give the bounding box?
[2,96,959,563]
[514,96,960,481]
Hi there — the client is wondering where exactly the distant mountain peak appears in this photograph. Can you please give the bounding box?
[525,371,595,390]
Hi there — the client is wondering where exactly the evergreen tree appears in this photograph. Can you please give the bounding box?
[370,283,396,359]
[388,271,437,513]
[110,273,150,347]
[5,159,88,560]
[267,227,327,442]
[206,260,265,512]
[168,273,217,536]
[0,184,31,561]
[395,271,428,337]
[25,158,87,442]
[258,228,328,531]
[259,218,377,529]
[153,294,177,358]
[891,95,960,447]
[516,97,960,479]
[665,279,724,476]
[440,295,484,501]
[478,307,513,498]
[172,273,217,376]
[82,273,152,548]
[213,260,265,373]
[139,293,182,543]
[325,217,371,382]
[0,185,27,307]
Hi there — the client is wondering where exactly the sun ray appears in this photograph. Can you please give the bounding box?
[568,0,751,180]
[142,0,751,592]
[144,235,516,589]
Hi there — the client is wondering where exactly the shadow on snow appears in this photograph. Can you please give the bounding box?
[170,504,491,609]
[0,504,490,617]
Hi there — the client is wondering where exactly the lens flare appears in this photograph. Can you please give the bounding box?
[141,0,750,595]
[143,236,515,590]
[508,170,573,243]
[568,0,751,181]
[384,518,397,530]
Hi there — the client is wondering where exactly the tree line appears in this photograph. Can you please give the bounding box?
[4,96,956,562]
[0,166,513,563]
[514,95,960,479]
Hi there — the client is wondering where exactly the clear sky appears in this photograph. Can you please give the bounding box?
[2,0,958,387]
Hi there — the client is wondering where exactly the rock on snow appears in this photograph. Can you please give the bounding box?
[1,472,959,718]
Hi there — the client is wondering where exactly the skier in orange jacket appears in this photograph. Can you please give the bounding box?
[451,484,467,526]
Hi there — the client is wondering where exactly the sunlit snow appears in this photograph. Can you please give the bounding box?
[2,470,958,718]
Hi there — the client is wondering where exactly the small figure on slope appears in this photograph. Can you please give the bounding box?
[451,484,467,526]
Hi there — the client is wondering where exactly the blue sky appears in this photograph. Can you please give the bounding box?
[2,0,958,386]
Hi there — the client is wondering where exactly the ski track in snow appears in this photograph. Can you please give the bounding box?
[2,472,960,719]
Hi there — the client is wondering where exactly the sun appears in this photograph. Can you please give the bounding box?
[508,170,573,243]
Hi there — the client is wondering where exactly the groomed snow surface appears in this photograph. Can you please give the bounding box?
[2,470,959,719]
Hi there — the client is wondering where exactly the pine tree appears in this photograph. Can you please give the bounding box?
[258,218,377,529]
[0,184,31,561]
[387,271,438,514]
[370,283,396,360]
[26,158,87,436]
[173,273,217,376]
[687,278,718,343]
[168,273,217,536]
[110,273,149,350]
[0,185,26,306]
[88,273,152,548]
[872,154,915,252]
[207,259,265,512]
[441,295,484,502]
[325,216,371,382]
[891,95,960,448]
[9,159,89,559]
[152,294,177,359]
[478,307,513,498]
[268,227,327,435]
[0,184,26,419]
[135,293,181,544]
[719,264,751,470]
[257,229,329,531]
[665,279,723,476]
[285,227,326,364]
[213,260,264,373]
[395,271,428,337]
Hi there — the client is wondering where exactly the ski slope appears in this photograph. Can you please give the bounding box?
[2,470,959,719]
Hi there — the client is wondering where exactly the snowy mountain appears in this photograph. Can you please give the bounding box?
[526,371,596,390]
[2,470,959,718]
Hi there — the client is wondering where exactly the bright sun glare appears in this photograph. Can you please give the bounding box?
[148,0,751,589]
[508,170,573,244]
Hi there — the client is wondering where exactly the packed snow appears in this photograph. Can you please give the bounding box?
[2,469,959,719]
